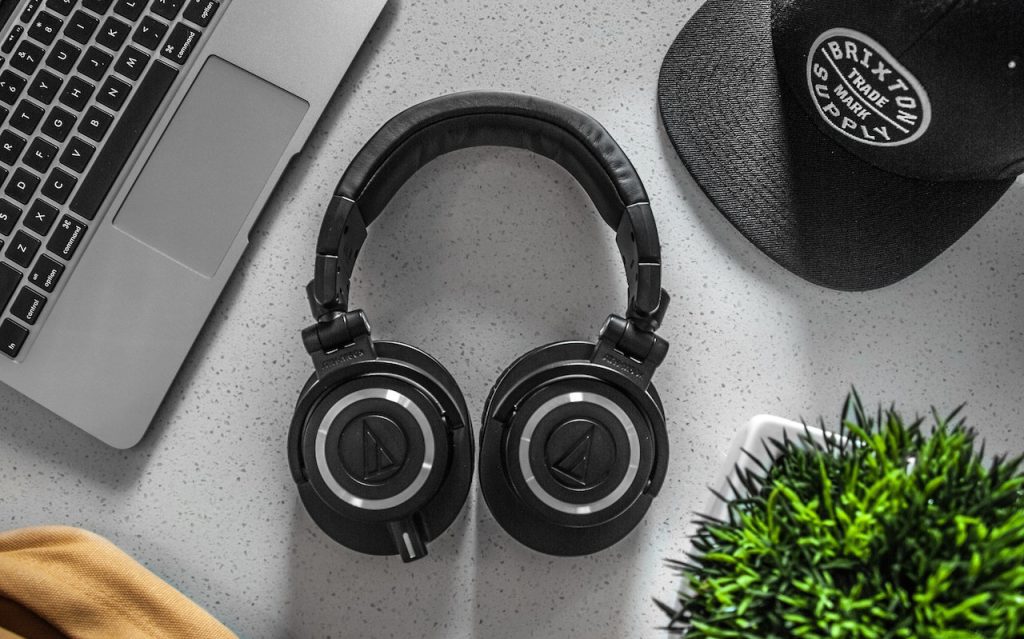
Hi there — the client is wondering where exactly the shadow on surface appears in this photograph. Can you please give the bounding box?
[285,496,468,639]
[471,502,643,639]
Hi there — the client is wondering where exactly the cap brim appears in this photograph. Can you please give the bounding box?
[658,0,1015,291]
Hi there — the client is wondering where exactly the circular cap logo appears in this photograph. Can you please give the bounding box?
[545,419,615,490]
[807,28,931,147]
[338,414,407,485]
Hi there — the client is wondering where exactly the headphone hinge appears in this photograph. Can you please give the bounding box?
[302,310,375,375]
[594,315,669,389]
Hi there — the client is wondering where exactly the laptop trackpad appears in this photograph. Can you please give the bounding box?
[113,56,308,277]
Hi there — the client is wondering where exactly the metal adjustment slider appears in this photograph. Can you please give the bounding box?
[308,196,367,318]
[592,315,669,389]
[301,310,375,375]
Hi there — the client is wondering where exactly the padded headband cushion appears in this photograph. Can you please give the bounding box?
[337,92,649,227]
[313,92,665,325]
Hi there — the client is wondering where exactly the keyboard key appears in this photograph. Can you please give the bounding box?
[10,286,46,324]
[0,70,26,105]
[64,9,99,44]
[0,167,7,189]
[24,199,58,235]
[59,136,94,172]
[70,60,176,220]
[0,318,29,358]
[0,105,6,126]
[28,11,63,46]
[182,0,217,27]
[28,254,63,292]
[115,45,148,80]
[133,16,167,51]
[0,263,20,311]
[96,16,131,51]
[42,168,76,204]
[47,0,76,15]
[46,39,81,74]
[152,0,184,20]
[11,40,45,75]
[0,130,26,165]
[114,0,145,20]
[77,45,113,81]
[11,100,45,135]
[41,105,76,142]
[79,105,113,140]
[59,76,94,111]
[0,199,21,235]
[28,254,64,294]
[20,1,43,24]
[47,215,86,259]
[3,25,24,55]
[83,0,114,13]
[160,23,199,65]
[96,76,130,110]
[5,168,40,204]
[27,69,62,104]
[24,138,57,174]
[6,230,40,268]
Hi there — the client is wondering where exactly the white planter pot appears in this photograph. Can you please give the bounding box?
[705,415,828,530]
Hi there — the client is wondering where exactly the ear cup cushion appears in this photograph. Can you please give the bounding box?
[375,341,471,429]
[483,342,595,427]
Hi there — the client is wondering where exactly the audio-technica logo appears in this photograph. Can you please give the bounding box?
[360,419,399,483]
[321,349,366,370]
[601,353,643,380]
[552,426,595,488]
[807,28,931,147]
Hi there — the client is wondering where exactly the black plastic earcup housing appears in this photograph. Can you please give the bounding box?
[479,341,667,556]
[290,341,474,562]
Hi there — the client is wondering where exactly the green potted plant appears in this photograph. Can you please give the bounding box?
[663,393,1024,638]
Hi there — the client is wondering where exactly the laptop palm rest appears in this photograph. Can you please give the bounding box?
[113,56,309,277]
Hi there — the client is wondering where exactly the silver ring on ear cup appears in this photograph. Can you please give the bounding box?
[478,341,668,556]
[518,392,640,516]
[314,387,436,511]
[290,340,476,561]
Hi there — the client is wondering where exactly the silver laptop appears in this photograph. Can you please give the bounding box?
[0,0,387,447]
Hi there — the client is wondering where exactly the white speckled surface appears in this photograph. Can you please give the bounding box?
[2,1,1023,637]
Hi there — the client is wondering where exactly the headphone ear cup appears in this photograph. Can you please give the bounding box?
[480,341,667,556]
[289,342,474,562]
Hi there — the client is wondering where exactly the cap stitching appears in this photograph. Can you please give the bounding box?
[897,0,967,57]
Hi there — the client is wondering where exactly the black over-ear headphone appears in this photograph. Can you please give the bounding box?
[289,92,670,562]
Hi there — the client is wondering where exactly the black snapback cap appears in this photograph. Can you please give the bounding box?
[659,0,1023,290]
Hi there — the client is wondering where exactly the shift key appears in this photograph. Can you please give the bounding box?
[47,215,86,260]
[0,263,20,312]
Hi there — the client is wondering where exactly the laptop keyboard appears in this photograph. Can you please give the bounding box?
[0,0,220,359]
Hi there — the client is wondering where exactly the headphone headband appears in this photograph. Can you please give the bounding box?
[310,92,668,330]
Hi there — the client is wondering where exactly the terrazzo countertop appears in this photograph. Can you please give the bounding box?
[2,1,1023,637]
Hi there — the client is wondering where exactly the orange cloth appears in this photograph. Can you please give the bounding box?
[0,526,237,639]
